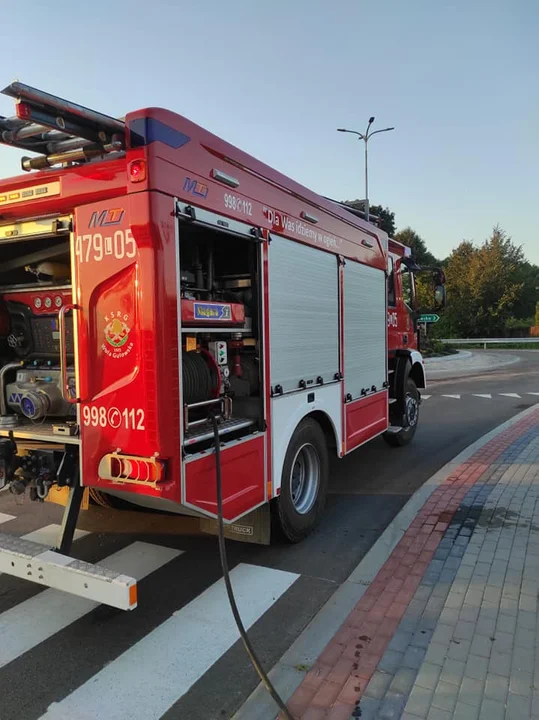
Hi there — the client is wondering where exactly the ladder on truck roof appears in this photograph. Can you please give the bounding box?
[0,81,126,171]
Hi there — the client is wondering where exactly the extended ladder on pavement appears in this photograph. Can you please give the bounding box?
[0,81,126,171]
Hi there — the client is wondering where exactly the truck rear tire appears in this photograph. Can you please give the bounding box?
[383,376,420,447]
[272,417,329,543]
[89,488,128,509]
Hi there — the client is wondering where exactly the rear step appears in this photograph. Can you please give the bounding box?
[0,533,137,610]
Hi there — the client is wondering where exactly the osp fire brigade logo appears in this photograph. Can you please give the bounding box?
[102,311,134,359]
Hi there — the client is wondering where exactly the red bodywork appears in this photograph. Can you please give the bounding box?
[387,238,419,356]
[0,106,415,520]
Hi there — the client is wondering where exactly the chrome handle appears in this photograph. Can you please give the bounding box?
[58,304,79,404]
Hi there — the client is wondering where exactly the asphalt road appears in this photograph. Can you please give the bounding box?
[0,350,538,720]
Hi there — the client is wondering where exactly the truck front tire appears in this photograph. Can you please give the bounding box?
[272,417,329,543]
[383,376,420,447]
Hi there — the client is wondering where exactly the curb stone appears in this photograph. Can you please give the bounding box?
[423,350,472,364]
[231,402,539,720]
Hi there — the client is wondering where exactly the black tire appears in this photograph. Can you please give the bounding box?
[272,417,329,543]
[383,376,420,447]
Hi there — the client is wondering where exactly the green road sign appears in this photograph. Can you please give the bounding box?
[418,314,440,323]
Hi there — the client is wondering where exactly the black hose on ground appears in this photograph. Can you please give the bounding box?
[210,413,295,720]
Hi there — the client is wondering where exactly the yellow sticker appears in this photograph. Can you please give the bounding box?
[186,336,197,352]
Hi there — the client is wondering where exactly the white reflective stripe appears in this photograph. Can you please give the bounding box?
[0,513,15,525]
[0,542,181,669]
[41,563,299,720]
[22,524,90,546]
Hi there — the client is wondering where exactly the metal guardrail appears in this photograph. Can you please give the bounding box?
[442,338,539,349]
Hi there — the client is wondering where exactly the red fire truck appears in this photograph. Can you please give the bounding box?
[0,83,445,609]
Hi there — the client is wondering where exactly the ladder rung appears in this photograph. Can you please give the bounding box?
[0,81,126,171]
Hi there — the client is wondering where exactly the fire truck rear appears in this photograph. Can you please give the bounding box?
[0,83,445,609]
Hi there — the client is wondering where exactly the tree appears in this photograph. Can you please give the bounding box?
[439,227,524,338]
[369,204,396,236]
[511,260,539,321]
[393,227,439,267]
[341,200,396,236]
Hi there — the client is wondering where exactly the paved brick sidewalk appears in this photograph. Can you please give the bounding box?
[281,407,539,720]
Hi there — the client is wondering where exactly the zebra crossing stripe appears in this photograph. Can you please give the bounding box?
[442,395,461,399]
[0,513,15,526]
[499,393,521,398]
[421,395,431,400]
[22,523,90,546]
[473,394,492,399]
[40,563,299,720]
[0,541,182,670]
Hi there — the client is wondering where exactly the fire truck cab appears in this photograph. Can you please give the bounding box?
[0,83,445,609]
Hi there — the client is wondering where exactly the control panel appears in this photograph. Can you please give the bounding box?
[2,288,73,359]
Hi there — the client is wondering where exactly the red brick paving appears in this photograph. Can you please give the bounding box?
[279,408,539,719]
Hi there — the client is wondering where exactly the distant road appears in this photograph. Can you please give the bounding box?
[443,337,539,346]
[425,349,522,381]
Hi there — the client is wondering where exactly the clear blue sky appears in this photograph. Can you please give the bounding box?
[1,0,537,263]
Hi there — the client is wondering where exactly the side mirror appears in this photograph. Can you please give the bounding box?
[434,284,446,309]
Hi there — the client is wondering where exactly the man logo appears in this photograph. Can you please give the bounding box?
[88,208,125,228]
[183,177,208,199]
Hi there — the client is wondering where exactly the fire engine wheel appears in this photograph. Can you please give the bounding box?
[272,418,329,543]
[383,377,420,447]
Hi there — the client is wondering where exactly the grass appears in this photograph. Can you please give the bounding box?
[422,340,459,357]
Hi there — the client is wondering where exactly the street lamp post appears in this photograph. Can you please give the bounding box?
[337,117,394,223]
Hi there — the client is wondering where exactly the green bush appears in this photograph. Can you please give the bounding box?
[422,338,458,357]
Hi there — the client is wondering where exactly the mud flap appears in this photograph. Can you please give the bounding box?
[199,504,271,545]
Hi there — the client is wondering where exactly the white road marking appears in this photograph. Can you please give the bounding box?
[0,513,15,525]
[0,542,182,670]
[41,563,299,720]
[22,524,90,546]
[499,393,521,398]
[421,395,431,400]
[473,394,492,399]
[528,392,539,396]
[442,394,461,399]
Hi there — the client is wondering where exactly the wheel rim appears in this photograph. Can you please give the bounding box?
[290,443,320,515]
[405,392,419,428]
